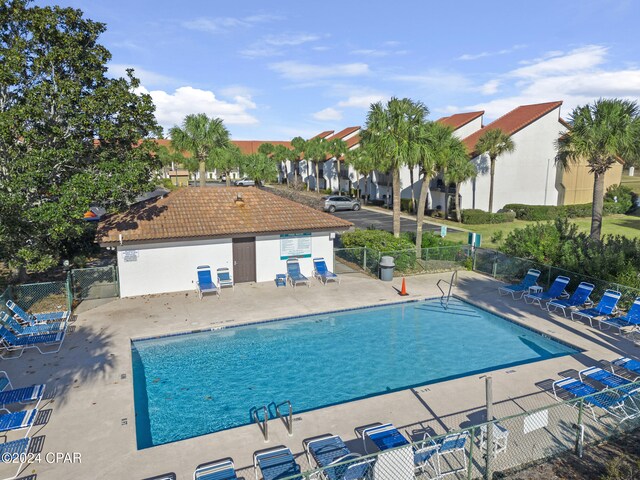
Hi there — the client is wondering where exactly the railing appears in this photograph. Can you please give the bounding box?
[276,400,294,436]
[252,406,269,442]
[436,270,458,309]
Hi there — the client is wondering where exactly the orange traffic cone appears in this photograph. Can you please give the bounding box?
[399,277,409,296]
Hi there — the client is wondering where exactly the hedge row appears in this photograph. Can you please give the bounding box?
[503,202,627,221]
[461,209,516,225]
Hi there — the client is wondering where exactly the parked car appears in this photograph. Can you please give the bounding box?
[322,196,361,213]
[234,178,255,186]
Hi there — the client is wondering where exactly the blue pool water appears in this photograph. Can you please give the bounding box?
[132,298,577,448]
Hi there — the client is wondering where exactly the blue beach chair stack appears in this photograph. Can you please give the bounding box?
[523,276,570,308]
[305,434,372,480]
[547,282,595,317]
[313,258,340,285]
[571,289,621,326]
[498,269,541,299]
[599,297,640,334]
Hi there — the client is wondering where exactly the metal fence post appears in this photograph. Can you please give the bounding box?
[485,376,493,480]
[66,271,73,311]
[575,398,585,457]
[363,247,367,271]
[467,425,475,480]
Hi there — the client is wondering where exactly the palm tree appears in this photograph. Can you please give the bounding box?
[290,136,306,187]
[328,139,347,194]
[273,144,292,186]
[414,122,455,255]
[447,145,477,223]
[345,146,375,204]
[474,128,515,213]
[304,137,327,192]
[557,98,640,241]
[169,113,230,187]
[361,97,429,237]
[213,144,242,186]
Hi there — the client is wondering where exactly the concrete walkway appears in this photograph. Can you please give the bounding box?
[3,271,639,479]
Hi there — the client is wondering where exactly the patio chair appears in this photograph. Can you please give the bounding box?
[571,289,622,327]
[417,431,469,478]
[313,258,340,285]
[216,268,234,291]
[0,437,33,480]
[6,299,69,326]
[523,276,570,308]
[552,377,637,422]
[0,371,45,413]
[361,424,417,479]
[579,366,640,401]
[497,269,541,299]
[0,408,38,438]
[304,434,373,480]
[253,446,301,480]
[194,457,237,480]
[196,266,219,299]
[286,259,309,288]
[1,312,66,336]
[0,326,65,358]
[547,282,595,317]
[611,357,640,378]
[599,297,640,335]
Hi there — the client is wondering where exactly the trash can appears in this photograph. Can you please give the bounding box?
[379,256,395,281]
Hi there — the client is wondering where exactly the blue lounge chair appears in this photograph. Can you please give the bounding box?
[0,371,45,412]
[304,435,373,480]
[6,300,69,325]
[571,289,621,326]
[523,276,570,308]
[552,377,637,422]
[313,258,340,285]
[286,259,309,288]
[0,409,37,437]
[216,268,234,291]
[579,366,640,399]
[599,297,640,334]
[0,326,65,358]
[194,458,237,480]
[253,447,301,480]
[0,437,33,480]
[1,312,66,336]
[611,357,640,378]
[196,266,219,299]
[498,269,541,299]
[363,423,468,478]
[547,282,595,317]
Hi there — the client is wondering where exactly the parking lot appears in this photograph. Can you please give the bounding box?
[332,208,460,234]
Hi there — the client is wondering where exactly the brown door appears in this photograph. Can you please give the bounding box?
[232,237,256,283]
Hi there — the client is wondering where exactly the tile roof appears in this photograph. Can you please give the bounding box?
[311,130,334,140]
[152,139,291,156]
[96,187,352,245]
[436,111,484,130]
[462,101,563,154]
[326,126,360,141]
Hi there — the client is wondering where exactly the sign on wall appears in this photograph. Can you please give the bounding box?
[122,250,139,262]
[280,233,312,260]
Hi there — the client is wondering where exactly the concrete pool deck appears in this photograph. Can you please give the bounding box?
[2,270,639,479]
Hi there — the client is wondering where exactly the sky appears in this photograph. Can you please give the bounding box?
[36,0,640,140]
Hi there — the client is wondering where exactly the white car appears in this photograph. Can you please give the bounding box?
[234,178,255,186]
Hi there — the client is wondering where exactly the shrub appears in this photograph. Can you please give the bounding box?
[605,184,634,213]
[461,209,516,224]
[341,229,414,251]
[400,198,414,213]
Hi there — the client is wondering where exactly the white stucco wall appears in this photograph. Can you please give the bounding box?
[255,232,335,283]
[117,238,233,298]
[453,116,483,139]
[458,107,563,211]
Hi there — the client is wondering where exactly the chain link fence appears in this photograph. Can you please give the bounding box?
[334,246,472,278]
[71,265,119,300]
[235,379,640,479]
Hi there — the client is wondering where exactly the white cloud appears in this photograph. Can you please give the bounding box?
[338,94,387,108]
[182,14,281,33]
[457,44,526,61]
[137,86,259,131]
[264,33,320,46]
[457,45,640,121]
[109,64,178,87]
[350,47,408,57]
[393,70,473,92]
[510,45,607,78]
[270,61,370,81]
[312,107,343,121]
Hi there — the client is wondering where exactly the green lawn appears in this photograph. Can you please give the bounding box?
[435,214,640,249]
[622,175,640,195]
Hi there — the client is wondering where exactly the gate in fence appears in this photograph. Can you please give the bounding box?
[71,266,119,300]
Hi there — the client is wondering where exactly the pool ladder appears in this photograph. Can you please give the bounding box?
[437,270,458,309]
[252,400,294,442]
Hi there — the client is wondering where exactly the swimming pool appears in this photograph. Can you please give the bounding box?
[132,298,578,448]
